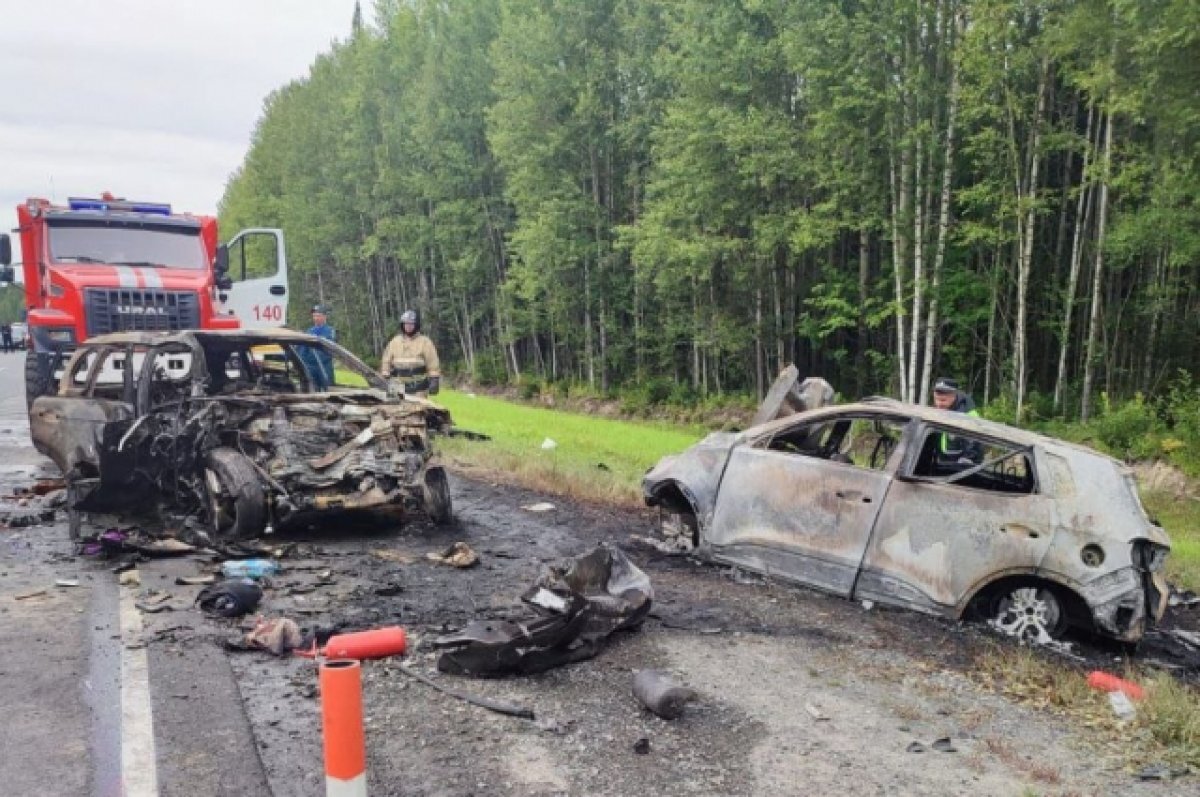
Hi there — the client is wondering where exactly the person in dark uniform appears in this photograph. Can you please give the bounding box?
[300,304,337,390]
[0,324,11,353]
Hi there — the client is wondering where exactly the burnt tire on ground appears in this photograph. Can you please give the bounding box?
[987,582,1068,641]
[423,466,452,525]
[203,447,267,540]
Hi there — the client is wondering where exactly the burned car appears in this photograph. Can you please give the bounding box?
[31,329,452,541]
[644,389,1171,644]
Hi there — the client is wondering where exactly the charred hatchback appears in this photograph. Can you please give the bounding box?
[31,329,452,542]
[644,382,1171,644]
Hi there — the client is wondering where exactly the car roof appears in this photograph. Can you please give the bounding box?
[752,397,1121,465]
[82,328,322,347]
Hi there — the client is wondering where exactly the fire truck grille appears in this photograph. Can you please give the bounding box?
[84,289,201,336]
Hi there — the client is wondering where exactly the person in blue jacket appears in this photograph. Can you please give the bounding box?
[302,304,337,390]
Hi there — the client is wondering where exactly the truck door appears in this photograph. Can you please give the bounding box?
[221,229,289,328]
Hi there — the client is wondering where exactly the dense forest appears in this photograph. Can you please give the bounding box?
[219,0,1200,421]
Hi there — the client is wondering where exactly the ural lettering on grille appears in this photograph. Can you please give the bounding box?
[84,289,201,336]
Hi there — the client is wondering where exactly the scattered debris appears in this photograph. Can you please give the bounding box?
[1137,763,1188,781]
[374,584,404,597]
[55,579,80,588]
[540,438,557,450]
[119,570,141,587]
[426,542,479,569]
[135,590,176,614]
[241,618,304,656]
[906,741,926,754]
[221,559,281,580]
[930,737,957,753]
[521,502,555,512]
[134,538,197,557]
[1086,670,1145,701]
[174,575,217,587]
[31,478,67,495]
[434,544,652,677]
[804,703,829,722]
[633,737,651,755]
[372,549,418,565]
[397,666,535,720]
[1107,690,1137,721]
[312,627,408,660]
[861,599,875,611]
[1167,629,1200,650]
[628,534,689,555]
[15,589,48,600]
[1168,584,1200,608]
[633,670,697,720]
[196,579,263,617]
[80,529,131,557]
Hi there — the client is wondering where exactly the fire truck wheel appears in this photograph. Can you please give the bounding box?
[423,466,453,525]
[25,351,53,409]
[203,448,267,540]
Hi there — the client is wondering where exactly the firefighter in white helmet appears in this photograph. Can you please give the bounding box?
[380,309,441,398]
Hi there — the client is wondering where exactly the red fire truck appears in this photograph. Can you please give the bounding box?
[0,194,290,406]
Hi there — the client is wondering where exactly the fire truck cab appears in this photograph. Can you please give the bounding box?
[0,195,290,406]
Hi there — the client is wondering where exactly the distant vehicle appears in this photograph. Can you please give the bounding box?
[0,193,291,407]
[31,329,452,542]
[644,373,1171,645]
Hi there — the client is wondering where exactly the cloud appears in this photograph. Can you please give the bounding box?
[0,1,357,217]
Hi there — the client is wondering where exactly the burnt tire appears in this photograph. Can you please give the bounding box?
[25,351,53,410]
[988,583,1068,642]
[423,466,452,525]
[203,448,267,541]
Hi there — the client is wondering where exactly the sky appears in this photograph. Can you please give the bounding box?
[0,0,358,254]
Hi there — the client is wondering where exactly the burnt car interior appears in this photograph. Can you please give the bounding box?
[765,415,908,471]
[909,428,1036,494]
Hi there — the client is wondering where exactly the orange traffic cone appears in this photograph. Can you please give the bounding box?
[321,660,367,797]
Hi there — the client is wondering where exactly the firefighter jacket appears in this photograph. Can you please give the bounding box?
[380,333,441,387]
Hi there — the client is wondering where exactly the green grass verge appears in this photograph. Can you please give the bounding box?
[435,388,704,505]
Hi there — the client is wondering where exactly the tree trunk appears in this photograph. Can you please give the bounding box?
[907,137,924,404]
[919,27,960,404]
[1014,59,1049,422]
[856,229,870,397]
[1081,110,1115,422]
[890,150,910,401]
[1053,103,1097,411]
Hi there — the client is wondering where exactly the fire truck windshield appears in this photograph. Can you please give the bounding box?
[47,220,207,270]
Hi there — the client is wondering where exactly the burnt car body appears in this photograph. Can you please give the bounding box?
[31,329,452,541]
[644,398,1171,643]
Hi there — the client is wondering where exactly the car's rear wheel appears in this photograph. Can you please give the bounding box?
[989,584,1068,642]
[423,466,452,525]
[203,448,267,540]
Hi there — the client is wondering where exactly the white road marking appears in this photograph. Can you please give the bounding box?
[119,583,160,796]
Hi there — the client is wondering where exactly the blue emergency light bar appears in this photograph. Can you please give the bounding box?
[67,197,173,215]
